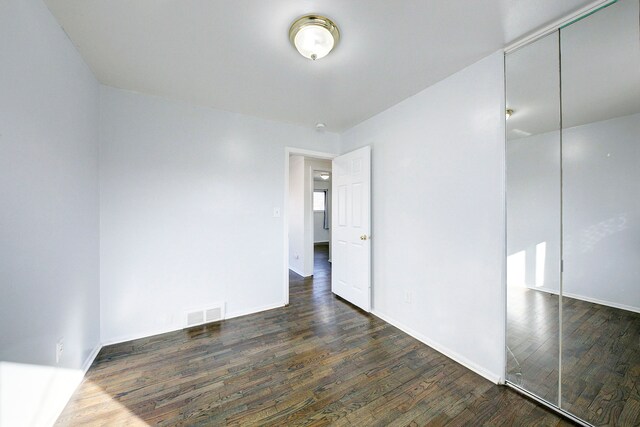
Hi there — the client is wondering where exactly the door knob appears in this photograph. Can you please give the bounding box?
[360,235,368,240]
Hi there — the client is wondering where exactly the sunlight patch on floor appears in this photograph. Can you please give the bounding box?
[0,362,148,427]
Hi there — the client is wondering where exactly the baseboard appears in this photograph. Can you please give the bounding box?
[102,302,287,347]
[48,342,102,425]
[524,285,559,296]
[82,343,102,374]
[524,286,640,314]
[289,265,311,278]
[563,291,639,314]
[101,325,186,347]
[371,310,502,384]
[225,301,285,320]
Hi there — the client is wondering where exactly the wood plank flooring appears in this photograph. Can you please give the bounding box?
[57,245,573,426]
[506,287,560,404]
[562,297,640,426]
[506,286,640,426]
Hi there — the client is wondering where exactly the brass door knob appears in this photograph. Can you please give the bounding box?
[360,235,368,240]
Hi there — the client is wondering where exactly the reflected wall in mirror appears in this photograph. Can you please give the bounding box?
[505,31,561,406]
[560,0,640,424]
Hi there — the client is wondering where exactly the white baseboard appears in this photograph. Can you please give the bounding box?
[82,343,102,375]
[524,286,640,314]
[289,266,312,278]
[371,310,502,384]
[225,301,285,320]
[524,285,559,295]
[47,342,102,425]
[102,302,286,347]
[101,325,186,347]
[563,291,640,314]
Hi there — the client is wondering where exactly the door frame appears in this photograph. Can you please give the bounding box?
[283,147,336,305]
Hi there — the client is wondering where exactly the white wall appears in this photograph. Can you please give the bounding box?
[563,113,640,312]
[507,131,561,294]
[288,155,306,275]
[0,0,100,425]
[99,86,339,343]
[507,114,640,312]
[340,52,506,382]
[313,180,331,243]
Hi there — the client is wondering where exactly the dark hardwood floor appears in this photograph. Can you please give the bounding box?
[57,245,573,426]
[507,286,640,426]
[562,297,640,426]
[506,287,560,404]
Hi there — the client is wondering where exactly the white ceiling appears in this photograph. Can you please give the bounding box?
[506,0,640,140]
[45,0,598,132]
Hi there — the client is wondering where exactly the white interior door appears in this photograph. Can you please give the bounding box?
[331,146,371,312]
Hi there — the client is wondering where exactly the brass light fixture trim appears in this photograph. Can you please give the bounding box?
[289,15,340,60]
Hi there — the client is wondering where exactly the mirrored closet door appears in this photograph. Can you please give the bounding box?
[505,0,640,425]
[505,29,561,405]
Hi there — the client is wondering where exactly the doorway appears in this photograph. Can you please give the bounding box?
[283,146,372,311]
[312,168,331,260]
[283,148,335,305]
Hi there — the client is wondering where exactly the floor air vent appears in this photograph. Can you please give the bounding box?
[187,311,205,327]
[185,304,224,328]
[205,307,222,322]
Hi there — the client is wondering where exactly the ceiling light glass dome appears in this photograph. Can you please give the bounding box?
[289,15,340,61]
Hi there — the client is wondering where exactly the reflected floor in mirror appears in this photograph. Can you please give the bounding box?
[507,287,559,405]
[507,286,640,426]
[562,297,640,426]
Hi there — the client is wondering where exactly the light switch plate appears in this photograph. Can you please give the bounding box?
[273,208,280,217]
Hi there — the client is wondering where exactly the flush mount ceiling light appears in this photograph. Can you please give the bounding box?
[320,172,330,180]
[289,15,340,60]
[506,109,514,120]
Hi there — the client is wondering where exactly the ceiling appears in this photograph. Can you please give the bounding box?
[45,0,599,132]
[313,171,331,182]
[506,0,640,140]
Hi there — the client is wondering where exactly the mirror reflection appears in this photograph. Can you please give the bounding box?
[505,31,561,406]
[560,0,640,424]
[506,0,640,425]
